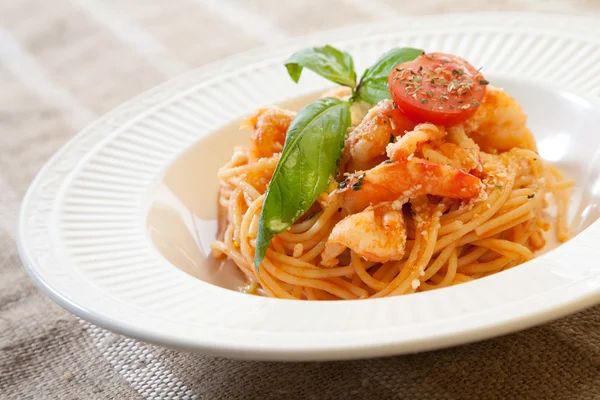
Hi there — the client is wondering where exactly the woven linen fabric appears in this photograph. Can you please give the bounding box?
[2,1,600,399]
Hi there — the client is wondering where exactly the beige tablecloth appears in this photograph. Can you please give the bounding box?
[2,1,600,399]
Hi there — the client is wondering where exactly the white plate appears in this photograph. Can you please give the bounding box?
[18,12,600,361]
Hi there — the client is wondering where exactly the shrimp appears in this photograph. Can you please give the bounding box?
[420,142,481,173]
[462,86,537,153]
[321,202,406,266]
[386,123,482,173]
[343,100,417,171]
[337,158,482,214]
[242,106,296,161]
[385,123,446,160]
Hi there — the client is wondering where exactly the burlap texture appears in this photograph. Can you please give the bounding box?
[2,1,600,398]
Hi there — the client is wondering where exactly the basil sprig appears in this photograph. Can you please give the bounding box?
[254,45,424,270]
[285,45,423,104]
[285,45,357,88]
[353,47,424,104]
[254,98,350,270]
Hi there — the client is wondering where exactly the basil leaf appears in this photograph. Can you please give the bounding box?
[354,47,424,104]
[285,45,357,88]
[254,98,351,270]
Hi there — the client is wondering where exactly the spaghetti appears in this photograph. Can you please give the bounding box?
[212,134,572,300]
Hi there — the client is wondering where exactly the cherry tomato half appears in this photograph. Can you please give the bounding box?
[388,52,488,126]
